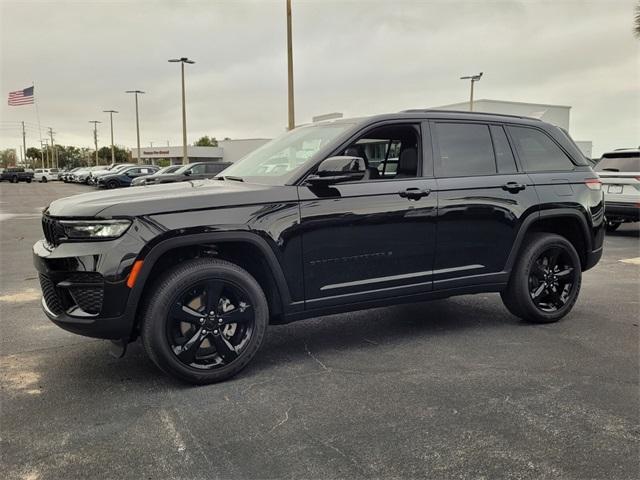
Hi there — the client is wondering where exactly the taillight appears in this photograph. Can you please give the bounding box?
[584,178,602,190]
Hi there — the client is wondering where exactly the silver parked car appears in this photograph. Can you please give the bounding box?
[595,148,640,232]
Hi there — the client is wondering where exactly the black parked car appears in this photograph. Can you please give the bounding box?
[136,161,230,186]
[1,167,33,183]
[96,165,159,189]
[33,110,604,384]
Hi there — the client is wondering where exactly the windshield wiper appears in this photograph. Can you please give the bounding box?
[221,175,244,182]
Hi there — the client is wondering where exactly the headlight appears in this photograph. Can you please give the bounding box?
[60,219,131,239]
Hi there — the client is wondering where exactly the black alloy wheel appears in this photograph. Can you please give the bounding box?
[107,180,118,189]
[501,233,582,323]
[141,258,268,384]
[527,246,577,313]
[167,279,255,369]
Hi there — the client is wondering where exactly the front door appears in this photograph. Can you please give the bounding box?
[298,122,437,309]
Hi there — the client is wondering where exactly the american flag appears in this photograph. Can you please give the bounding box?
[8,86,34,106]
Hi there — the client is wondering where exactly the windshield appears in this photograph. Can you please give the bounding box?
[596,154,640,172]
[218,123,354,184]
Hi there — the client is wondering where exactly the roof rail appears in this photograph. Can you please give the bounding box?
[400,109,541,121]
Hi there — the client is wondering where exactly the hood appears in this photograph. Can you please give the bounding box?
[46,178,297,217]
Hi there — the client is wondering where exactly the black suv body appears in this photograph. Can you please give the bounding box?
[33,111,605,383]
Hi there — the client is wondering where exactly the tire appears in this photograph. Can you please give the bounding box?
[11,176,17,183]
[501,233,581,324]
[41,176,47,183]
[141,258,268,384]
[26,178,32,183]
[605,220,621,232]
[107,180,118,189]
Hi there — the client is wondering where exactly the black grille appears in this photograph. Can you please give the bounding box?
[41,215,65,247]
[69,287,104,314]
[39,274,64,315]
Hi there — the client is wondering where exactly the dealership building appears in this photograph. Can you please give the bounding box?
[131,138,270,165]
[434,99,593,157]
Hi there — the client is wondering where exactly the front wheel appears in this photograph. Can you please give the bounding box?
[41,176,47,183]
[501,233,581,324]
[25,177,32,183]
[141,259,268,384]
[106,180,118,189]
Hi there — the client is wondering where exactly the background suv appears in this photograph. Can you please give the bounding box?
[139,161,230,185]
[595,148,640,231]
[33,110,604,384]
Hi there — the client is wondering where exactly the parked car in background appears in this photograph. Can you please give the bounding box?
[75,166,107,184]
[97,165,160,189]
[60,167,81,183]
[34,168,60,183]
[0,167,34,183]
[130,165,182,186]
[595,148,640,231]
[140,162,231,186]
[88,163,136,185]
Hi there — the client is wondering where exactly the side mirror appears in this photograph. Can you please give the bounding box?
[306,156,366,185]
[183,170,192,176]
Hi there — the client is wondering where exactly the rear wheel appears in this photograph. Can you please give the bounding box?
[501,233,581,323]
[141,259,268,384]
[25,177,32,183]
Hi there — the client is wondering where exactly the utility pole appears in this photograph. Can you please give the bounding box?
[47,127,57,169]
[42,140,50,168]
[286,0,295,130]
[21,121,27,164]
[89,121,101,166]
[126,90,144,164]
[459,72,483,111]
[103,110,118,164]
[168,57,195,165]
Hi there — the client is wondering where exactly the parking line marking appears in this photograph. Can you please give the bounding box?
[619,257,640,265]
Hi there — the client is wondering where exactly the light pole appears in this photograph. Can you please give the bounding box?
[89,121,101,165]
[168,57,195,165]
[126,90,145,164]
[103,110,118,164]
[460,72,483,111]
[286,0,295,130]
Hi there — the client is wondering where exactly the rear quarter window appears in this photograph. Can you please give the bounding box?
[508,126,575,172]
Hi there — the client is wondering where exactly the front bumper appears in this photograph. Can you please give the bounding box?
[32,219,159,340]
[605,202,640,222]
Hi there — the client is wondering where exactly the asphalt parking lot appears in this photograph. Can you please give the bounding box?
[1,181,638,480]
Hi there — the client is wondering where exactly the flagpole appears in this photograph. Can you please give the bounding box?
[32,81,45,168]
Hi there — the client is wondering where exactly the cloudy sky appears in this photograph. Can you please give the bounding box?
[1,0,638,157]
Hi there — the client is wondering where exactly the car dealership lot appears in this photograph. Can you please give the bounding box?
[1,182,638,480]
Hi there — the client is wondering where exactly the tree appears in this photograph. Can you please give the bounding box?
[194,135,218,147]
[97,145,130,164]
[0,149,17,167]
[635,2,640,38]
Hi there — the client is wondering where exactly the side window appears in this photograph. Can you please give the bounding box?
[435,123,496,177]
[140,168,152,174]
[126,168,140,175]
[507,126,575,172]
[190,164,206,174]
[490,125,517,173]
[341,124,420,180]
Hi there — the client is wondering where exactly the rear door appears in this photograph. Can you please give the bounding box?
[431,121,539,289]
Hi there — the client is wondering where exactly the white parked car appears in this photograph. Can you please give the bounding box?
[34,168,60,183]
[595,148,640,232]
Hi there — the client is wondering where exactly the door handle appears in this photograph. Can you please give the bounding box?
[501,181,526,193]
[399,187,431,200]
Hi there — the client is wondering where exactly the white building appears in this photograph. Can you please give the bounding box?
[434,99,593,158]
[131,138,270,165]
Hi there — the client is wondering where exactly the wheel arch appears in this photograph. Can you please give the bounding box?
[505,209,592,273]
[127,231,294,335]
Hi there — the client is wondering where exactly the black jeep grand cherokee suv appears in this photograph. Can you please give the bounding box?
[33,111,604,384]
